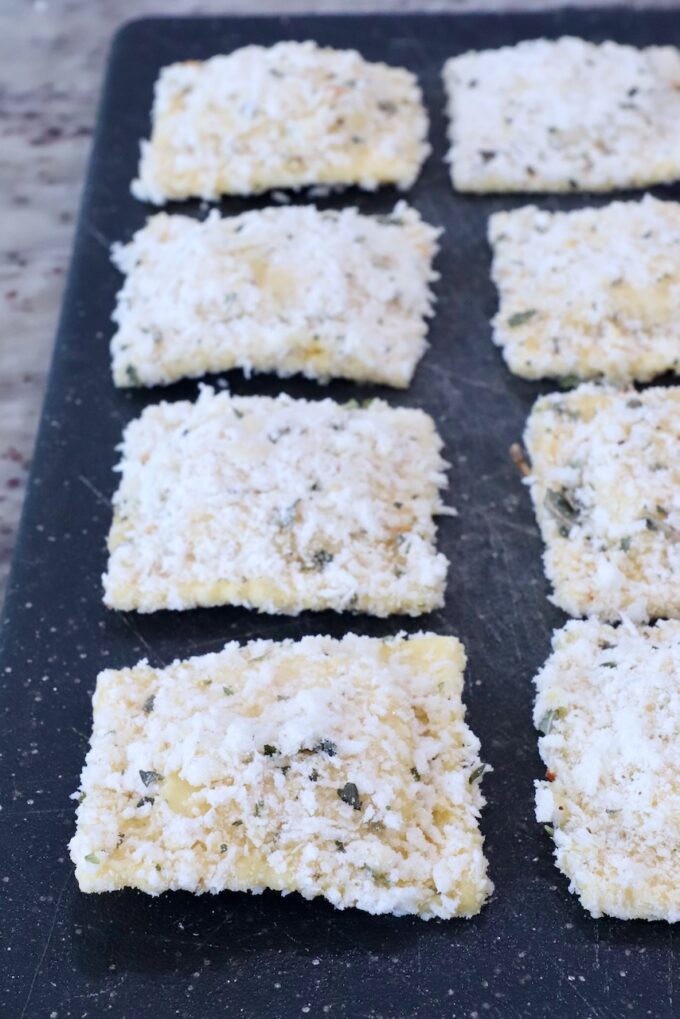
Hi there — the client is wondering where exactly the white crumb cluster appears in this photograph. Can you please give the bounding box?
[69,633,492,918]
[110,203,440,389]
[489,196,680,383]
[534,618,680,921]
[103,387,449,616]
[443,37,680,193]
[132,41,430,202]
[524,384,680,622]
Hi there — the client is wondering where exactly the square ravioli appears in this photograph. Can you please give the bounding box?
[69,633,493,919]
[111,203,439,389]
[443,37,680,193]
[489,196,680,383]
[534,618,680,921]
[132,41,430,203]
[103,387,449,615]
[524,384,680,621]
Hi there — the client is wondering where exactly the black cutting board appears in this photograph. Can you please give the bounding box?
[2,10,680,1018]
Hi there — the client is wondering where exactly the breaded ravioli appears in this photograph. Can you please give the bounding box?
[443,37,680,193]
[524,384,680,621]
[535,618,680,921]
[70,633,492,919]
[489,196,680,383]
[111,203,439,389]
[103,387,449,616]
[132,41,430,202]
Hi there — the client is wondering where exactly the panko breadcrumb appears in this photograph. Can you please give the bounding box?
[489,196,680,383]
[535,618,680,921]
[132,41,430,203]
[103,387,449,616]
[443,37,680,193]
[524,383,680,622]
[111,203,439,389]
[69,632,493,919]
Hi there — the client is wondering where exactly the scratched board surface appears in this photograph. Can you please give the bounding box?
[1,10,679,1018]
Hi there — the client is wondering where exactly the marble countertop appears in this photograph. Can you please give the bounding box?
[0,0,673,608]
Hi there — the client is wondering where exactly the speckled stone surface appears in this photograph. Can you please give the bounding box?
[0,0,675,607]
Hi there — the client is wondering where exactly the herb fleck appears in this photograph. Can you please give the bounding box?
[139,770,163,787]
[223,686,234,696]
[410,767,421,781]
[557,375,580,390]
[468,764,487,785]
[337,782,362,811]
[254,800,264,817]
[313,739,337,756]
[277,500,300,529]
[620,536,632,552]
[232,819,243,827]
[136,796,155,808]
[142,694,155,714]
[219,843,228,853]
[309,769,319,782]
[538,708,562,736]
[307,549,334,571]
[125,364,141,385]
[334,840,346,853]
[263,744,278,757]
[545,489,580,536]
[84,852,100,865]
[507,309,536,328]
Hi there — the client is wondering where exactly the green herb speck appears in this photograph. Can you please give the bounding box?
[139,770,163,787]
[84,852,100,865]
[313,739,337,757]
[508,310,536,328]
[337,782,362,811]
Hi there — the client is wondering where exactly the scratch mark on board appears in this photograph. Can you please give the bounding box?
[77,474,109,508]
[19,871,72,1019]
[119,614,168,668]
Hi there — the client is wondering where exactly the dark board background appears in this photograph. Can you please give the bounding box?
[2,10,679,1018]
